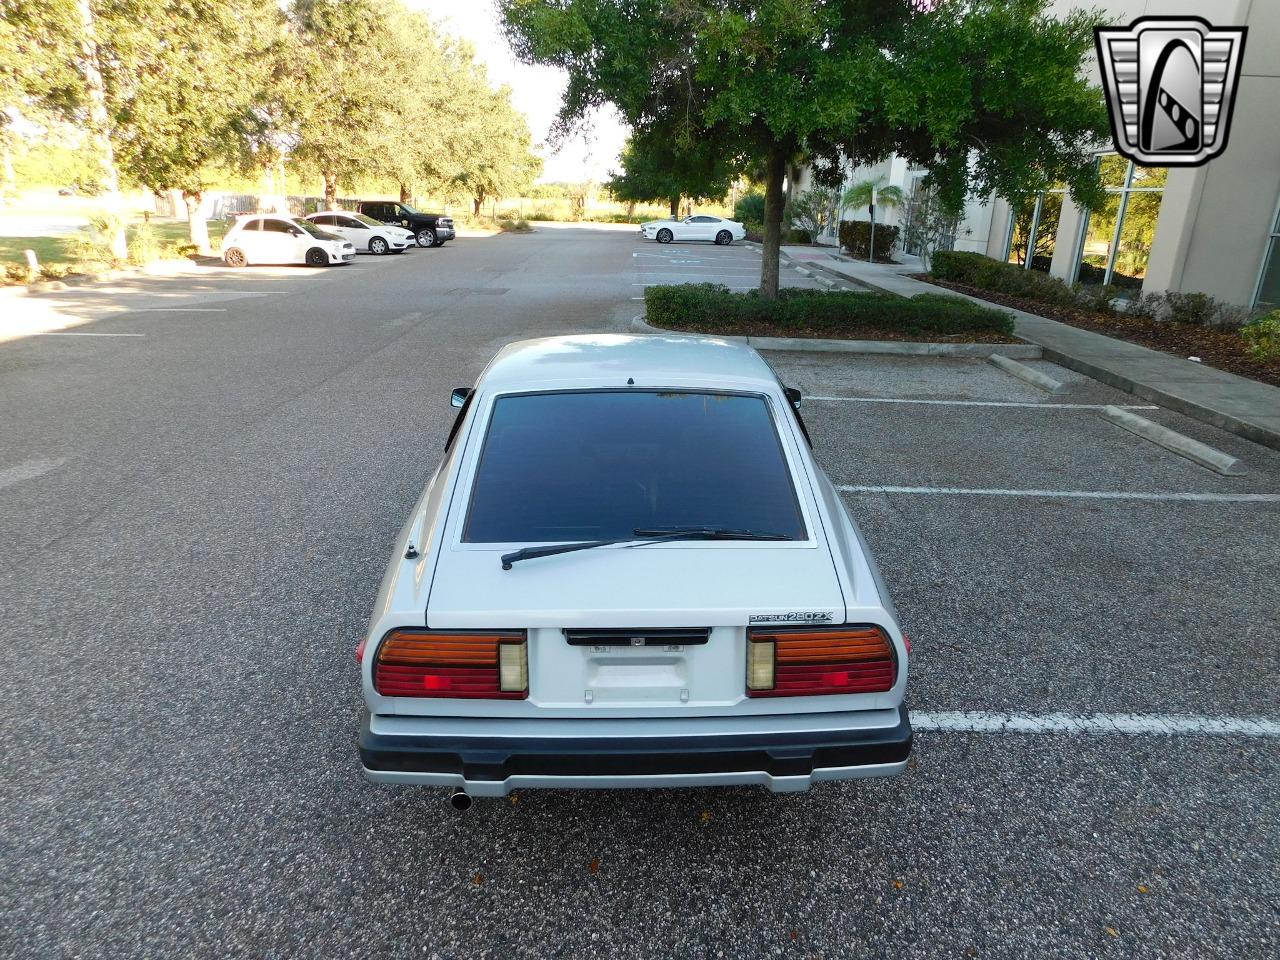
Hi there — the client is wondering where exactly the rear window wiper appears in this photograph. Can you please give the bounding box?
[501,527,790,570]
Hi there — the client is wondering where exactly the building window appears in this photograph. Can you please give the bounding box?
[1076,155,1166,293]
[1005,188,1065,273]
[1255,201,1280,310]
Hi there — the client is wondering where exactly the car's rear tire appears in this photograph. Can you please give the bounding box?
[656,228,673,244]
[305,247,330,267]
[223,247,246,268]
[416,228,437,248]
[369,236,388,255]
[715,230,732,245]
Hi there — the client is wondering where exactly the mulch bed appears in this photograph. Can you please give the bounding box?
[916,275,1280,387]
[649,318,1020,344]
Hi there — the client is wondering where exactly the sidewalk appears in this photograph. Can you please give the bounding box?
[781,247,1280,452]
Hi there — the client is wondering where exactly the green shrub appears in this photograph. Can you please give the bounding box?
[783,227,812,244]
[644,283,1015,338]
[838,220,900,261]
[38,263,71,280]
[1241,311,1280,361]
[734,191,765,224]
[4,263,33,285]
[498,218,533,233]
[929,250,988,284]
[743,221,764,243]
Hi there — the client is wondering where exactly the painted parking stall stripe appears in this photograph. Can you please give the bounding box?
[809,396,1160,410]
[913,711,1280,738]
[0,457,67,490]
[838,485,1280,504]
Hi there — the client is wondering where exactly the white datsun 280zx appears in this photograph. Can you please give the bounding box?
[358,334,911,806]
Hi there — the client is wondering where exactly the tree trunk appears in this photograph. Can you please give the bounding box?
[399,182,412,203]
[626,201,636,218]
[76,0,127,261]
[760,146,787,299]
[473,195,482,217]
[669,195,679,218]
[1,138,15,199]
[323,171,339,209]
[183,190,210,255]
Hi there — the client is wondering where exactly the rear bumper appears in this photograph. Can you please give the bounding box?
[359,705,911,796]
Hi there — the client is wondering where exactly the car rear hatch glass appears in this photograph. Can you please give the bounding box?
[462,389,806,543]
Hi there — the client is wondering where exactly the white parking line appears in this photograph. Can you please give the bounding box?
[913,711,1280,738]
[0,457,67,490]
[26,332,145,338]
[838,485,1280,503]
[809,396,1160,410]
[638,273,763,279]
[131,308,228,313]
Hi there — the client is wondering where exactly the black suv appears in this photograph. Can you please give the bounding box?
[355,201,455,248]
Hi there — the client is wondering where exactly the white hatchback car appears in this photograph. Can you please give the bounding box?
[641,215,747,245]
[304,211,414,255]
[358,334,911,805]
[221,214,355,267]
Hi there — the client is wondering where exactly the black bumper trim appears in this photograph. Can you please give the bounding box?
[360,707,911,782]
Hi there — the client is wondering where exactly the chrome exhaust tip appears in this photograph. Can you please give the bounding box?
[449,788,473,812]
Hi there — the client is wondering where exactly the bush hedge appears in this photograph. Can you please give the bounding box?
[931,250,1256,329]
[839,220,900,261]
[644,283,1015,338]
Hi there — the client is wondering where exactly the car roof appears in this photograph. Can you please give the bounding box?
[478,334,780,393]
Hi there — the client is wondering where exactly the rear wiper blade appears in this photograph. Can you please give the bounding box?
[501,527,790,570]
[501,537,633,570]
[632,526,791,541]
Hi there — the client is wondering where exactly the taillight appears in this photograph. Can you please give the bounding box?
[373,629,528,699]
[746,626,897,697]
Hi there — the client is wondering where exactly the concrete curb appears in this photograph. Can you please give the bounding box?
[1101,405,1246,476]
[1036,344,1280,453]
[629,315,1043,358]
[988,354,1067,394]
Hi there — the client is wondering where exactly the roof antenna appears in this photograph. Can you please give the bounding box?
[627,377,635,385]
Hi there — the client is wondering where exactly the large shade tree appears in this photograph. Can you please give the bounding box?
[607,126,736,218]
[500,0,1111,297]
[94,0,282,252]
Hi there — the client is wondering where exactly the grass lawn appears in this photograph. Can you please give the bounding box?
[0,234,77,267]
[0,218,227,268]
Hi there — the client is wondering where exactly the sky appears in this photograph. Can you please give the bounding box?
[403,0,629,184]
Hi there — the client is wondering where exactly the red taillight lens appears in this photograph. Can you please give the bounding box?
[746,626,897,697]
[373,630,528,699]
[355,636,368,663]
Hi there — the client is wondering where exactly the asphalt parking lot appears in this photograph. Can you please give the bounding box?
[631,232,827,297]
[1,225,1276,959]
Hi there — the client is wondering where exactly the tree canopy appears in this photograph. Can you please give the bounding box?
[606,127,736,217]
[500,0,1110,296]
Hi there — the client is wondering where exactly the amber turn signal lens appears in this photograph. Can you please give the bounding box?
[746,626,896,697]
[374,630,528,699]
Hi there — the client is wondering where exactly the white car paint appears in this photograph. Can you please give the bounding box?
[304,211,413,254]
[358,334,911,797]
[221,214,355,267]
[641,215,747,245]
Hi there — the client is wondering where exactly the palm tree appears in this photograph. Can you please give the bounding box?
[840,174,905,222]
[840,174,906,261]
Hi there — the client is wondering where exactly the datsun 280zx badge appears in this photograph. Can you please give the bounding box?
[750,612,835,625]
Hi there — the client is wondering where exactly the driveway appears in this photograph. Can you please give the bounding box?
[1,225,1275,959]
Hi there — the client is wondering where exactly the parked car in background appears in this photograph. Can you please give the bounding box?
[358,334,912,805]
[355,200,455,248]
[221,215,355,267]
[641,215,746,245]
[305,211,413,255]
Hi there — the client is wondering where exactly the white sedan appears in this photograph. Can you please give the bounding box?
[641,215,747,245]
[304,211,414,255]
[357,334,911,805]
[221,214,354,267]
